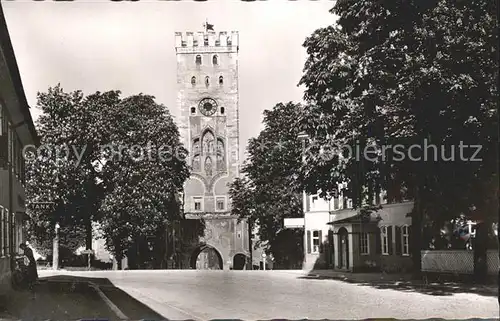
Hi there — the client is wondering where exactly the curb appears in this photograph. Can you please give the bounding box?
[88,282,128,320]
[42,279,128,320]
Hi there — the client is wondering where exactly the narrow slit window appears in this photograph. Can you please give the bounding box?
[219,76,223,85]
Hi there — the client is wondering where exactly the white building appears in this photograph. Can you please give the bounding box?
[285,183,414,273]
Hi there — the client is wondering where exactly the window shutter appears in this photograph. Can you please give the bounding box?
[375,229,381,254]
[318,230,323,253]
[388,226,393,255]
[408,225,413,256]
[0,136,7,168]
[307,230,311,254]
[328,230,334,255]
[395,226,402,255]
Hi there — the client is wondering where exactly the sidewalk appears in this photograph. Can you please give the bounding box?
[0,278,117,321]
[274,269,498,297]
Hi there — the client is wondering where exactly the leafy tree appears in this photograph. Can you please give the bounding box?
[298,0,497,277]
[97,94,189,268]
[26,85,102,255]
[229,102,304,267]
[26,86,189,268]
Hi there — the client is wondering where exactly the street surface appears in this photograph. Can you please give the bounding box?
[39,270,498,320]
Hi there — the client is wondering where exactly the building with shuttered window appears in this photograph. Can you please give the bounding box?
[285,182,414,272]
[0,6,38,293]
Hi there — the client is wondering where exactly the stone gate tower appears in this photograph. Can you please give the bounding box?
[174,27,250,270]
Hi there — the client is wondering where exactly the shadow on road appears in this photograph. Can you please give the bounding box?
[1,276,117,321]
[40,275,166,320]
[298,273,498,298]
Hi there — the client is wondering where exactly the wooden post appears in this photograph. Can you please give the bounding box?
[52,222,60,270]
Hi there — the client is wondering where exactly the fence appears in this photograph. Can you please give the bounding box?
[421,250,498,275]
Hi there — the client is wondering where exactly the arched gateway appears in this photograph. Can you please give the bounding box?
[190,245,223,270]
[232,253,247,270]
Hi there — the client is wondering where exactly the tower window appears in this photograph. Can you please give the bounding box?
[190,107,196,114]
[193,197,203,211]
[205,76,210,87]
[216,197,225,211]
[219,76,223,85]
[195,55,202,65]
[213,55,218,65]
[220,107,225,115]
[191,76,196,85]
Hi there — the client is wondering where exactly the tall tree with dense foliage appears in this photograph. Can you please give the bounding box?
[229,102,304,267]
[298,0,497,277]
[26,86,109,254]
[98,94,189,267]
[26,86,189,268]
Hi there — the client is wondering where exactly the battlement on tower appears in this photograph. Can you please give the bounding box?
[175,31,239,49]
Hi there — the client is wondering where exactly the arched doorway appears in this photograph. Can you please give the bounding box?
[232,253,247,270]
[190,245,223,270]
[338,227,349,269]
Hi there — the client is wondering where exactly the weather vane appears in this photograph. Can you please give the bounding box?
[203,19,214,33]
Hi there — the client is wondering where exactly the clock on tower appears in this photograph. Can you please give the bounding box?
[199,97,217,116]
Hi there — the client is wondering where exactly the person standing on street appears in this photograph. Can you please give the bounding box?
[20,243,38,291]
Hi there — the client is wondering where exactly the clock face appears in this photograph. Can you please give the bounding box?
[199,98,217,116]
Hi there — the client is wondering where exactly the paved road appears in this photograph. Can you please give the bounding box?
[40,270,498,320]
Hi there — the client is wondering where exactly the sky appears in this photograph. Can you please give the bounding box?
[2,0,335,161]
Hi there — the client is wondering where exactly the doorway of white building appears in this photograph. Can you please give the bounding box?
[338,227,349,269]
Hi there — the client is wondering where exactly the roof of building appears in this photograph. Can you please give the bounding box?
[327,209,381,225]
[0,5,39,145]
[328,213,381,225]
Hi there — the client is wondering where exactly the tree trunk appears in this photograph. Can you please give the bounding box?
[411,186,422,279]
[248,219,253,270]
[473,222,488,283]
[116,256,122,270]
[85,213,92,250]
